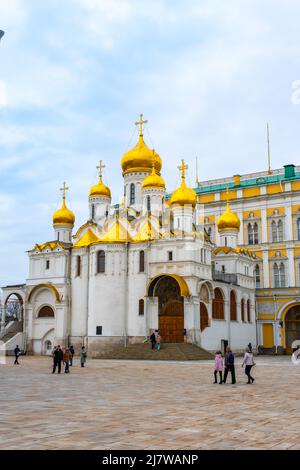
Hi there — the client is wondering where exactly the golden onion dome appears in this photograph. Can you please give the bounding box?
[89,160,111,198]
[217,200,240,231]
[121,134,162,175]
[169,159,197,207]
[142,156,166,190]
[53,197,75,227]
[89,180,111,198]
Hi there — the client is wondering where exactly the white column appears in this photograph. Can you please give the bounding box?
[285,204,293,241]
[263,250,269,288]
[287,247,295,287]
[261,207,268,243]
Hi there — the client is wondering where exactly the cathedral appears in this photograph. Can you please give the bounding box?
[1,116,257,356]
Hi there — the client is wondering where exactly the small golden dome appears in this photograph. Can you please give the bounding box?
[89,180,111,198]
[89,160,111,198]
[142,155,166,190]
[169,159,196,207]
[53,198,75,227]
[217,201,240,231]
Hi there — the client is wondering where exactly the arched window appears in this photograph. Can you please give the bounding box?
[248,223,254,245]
[297,218,300,240]
[139,299,144,316]
[130,183,135,205]
[91,204,95,220]
[241,298,245,322]
[139,250,145,273]
[212,288,224,319]
[279,262,285,287]
[255,264,261,288]
[147,195,151,212]
[247,299,251,322]
[230,290,237,321]
[272,220,277,242]
[97,250,105,273]
[76,255,81,277]
[38,306,55,318]
[253,222,259,244]
[207,227,212,240]
[274,263,280,287]
[277,219,283,241]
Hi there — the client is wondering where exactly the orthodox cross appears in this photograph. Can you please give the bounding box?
[97,160,106,181]
[135,113,148,136]
[60,182,69,201]
[178,159,188,180]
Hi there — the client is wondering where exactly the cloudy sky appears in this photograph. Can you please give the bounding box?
[1,0,300,285]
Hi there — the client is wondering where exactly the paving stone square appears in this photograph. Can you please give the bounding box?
[0,356,299,450]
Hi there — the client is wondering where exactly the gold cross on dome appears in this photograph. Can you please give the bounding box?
[60,181,69,200]
[135,113,148,136]
[178,159,188,179]
[97,160,106,181]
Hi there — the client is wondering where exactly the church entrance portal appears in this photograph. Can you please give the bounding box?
[285,305,300,354]
[153,276,184,343]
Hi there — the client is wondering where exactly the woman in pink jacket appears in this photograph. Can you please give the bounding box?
[214,351,224,384]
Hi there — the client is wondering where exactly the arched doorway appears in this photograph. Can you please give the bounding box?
[150,275,185,343]
[285,305,300,353]
[200,303,209,331]
[4,293,23,322]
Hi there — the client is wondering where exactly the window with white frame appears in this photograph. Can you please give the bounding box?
[255,264,261,288]
[247,222,259,245]
[271,219,284,242]
[273,262,286,287]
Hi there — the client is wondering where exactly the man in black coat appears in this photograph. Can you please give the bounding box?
[223,346,236,384]
[52,345,63,374]
[14,345,21,365]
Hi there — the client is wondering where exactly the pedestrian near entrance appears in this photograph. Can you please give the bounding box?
[213,351,223,384]
[80,346,87,367]
[156,333,162,351]
[223,346,236,384]
[247,342,253,353]
[242,348,255,384]
[63,348,71,373]
[150,332,156,350]
[52,345,63,374]
[69,345,75,366]
[14,345,21,365]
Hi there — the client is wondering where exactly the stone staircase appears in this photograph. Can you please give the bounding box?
[97,342,214,361]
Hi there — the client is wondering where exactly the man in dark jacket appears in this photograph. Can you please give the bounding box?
[14,345,21,365]
[52,345,63,374]
[69,345,75,366]
[223,346,236,384]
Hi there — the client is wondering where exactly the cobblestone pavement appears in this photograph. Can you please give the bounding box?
[0,356,299,450]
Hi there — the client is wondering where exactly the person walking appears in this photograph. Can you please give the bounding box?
[213,351,223,384]
[150,332,156,350]
[14,345,21,365]
[69,345,75,366]
[80,346,87,367]
[223,346,236,384]
[247,342,253,353]
[52,345,63,374]
[156,332,162,351]
[63,348,71,373]
[242,347,255,384]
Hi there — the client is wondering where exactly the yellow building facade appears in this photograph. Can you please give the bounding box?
[197,164,300,353]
